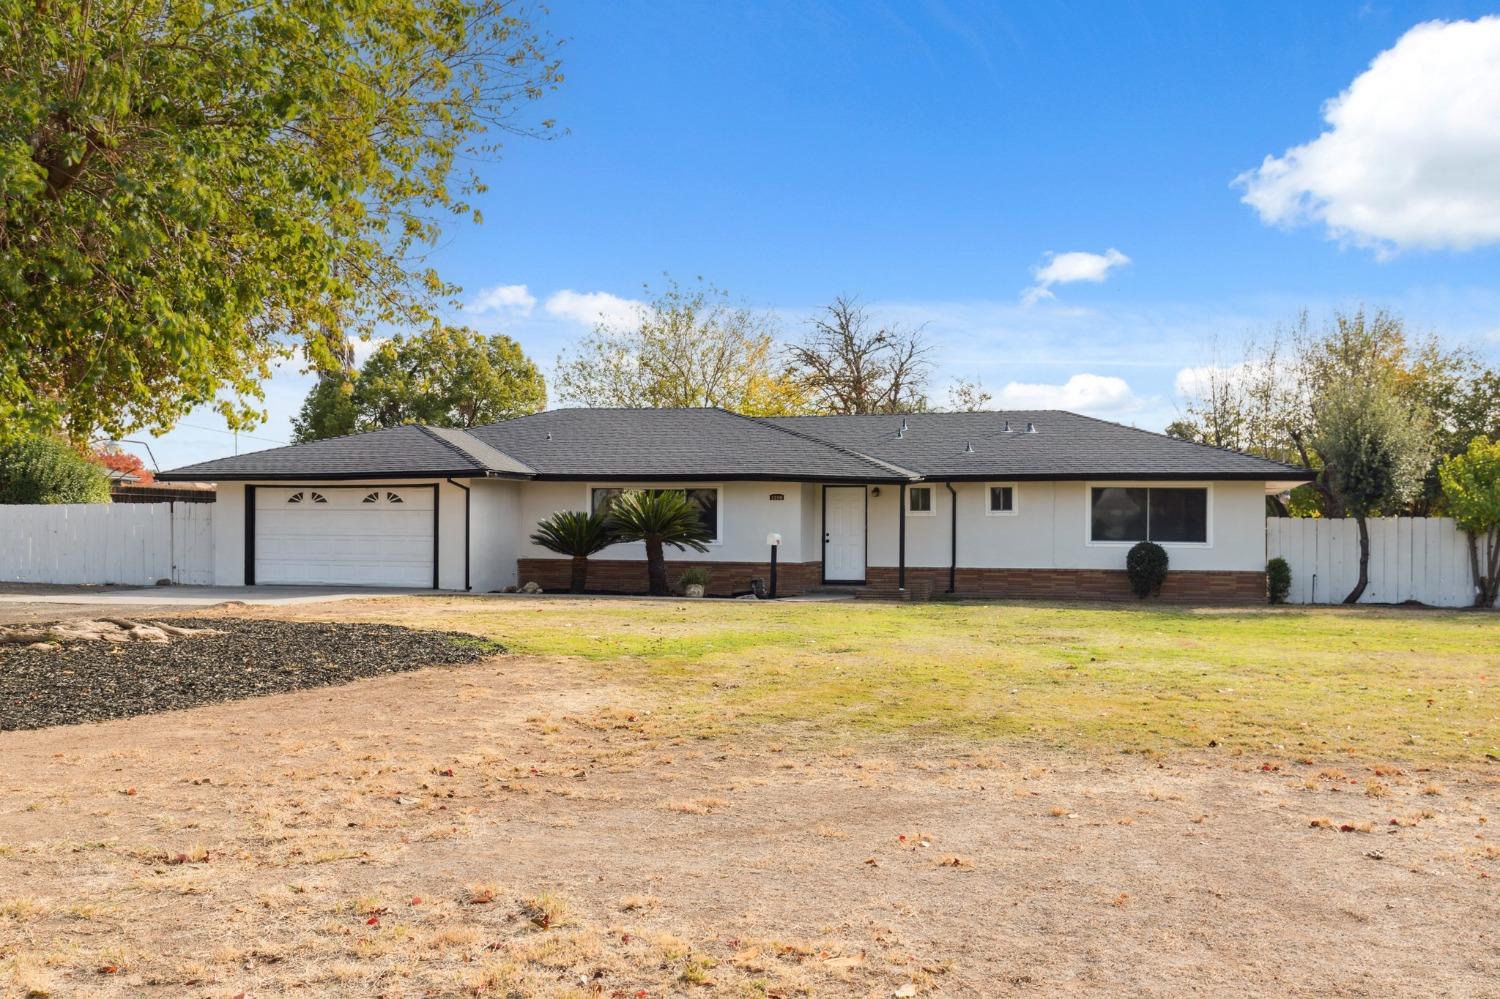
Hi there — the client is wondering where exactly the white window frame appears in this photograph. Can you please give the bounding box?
[1084,481,1214,548]
[905,484,936,517]
[985,481,1019,517]
[584,482,724,546]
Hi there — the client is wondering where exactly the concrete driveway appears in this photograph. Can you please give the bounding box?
[0,584,435,625]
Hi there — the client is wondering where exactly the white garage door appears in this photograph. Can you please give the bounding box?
[254,486,435,587]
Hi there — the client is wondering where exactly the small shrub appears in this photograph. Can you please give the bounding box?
[1267,557,1292,604]
[1125,541,1168,598]
[677,566,711,594]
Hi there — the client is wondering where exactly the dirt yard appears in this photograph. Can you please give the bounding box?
[1,596,1497,997]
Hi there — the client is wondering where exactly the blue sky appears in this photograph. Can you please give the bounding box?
[139,1,1500,470]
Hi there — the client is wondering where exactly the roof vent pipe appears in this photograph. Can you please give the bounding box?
[964,440,975,453]
[1002,420,1012,433]
[1026,422,1037,433]
[546,432,553,441]
[900,417,908,432]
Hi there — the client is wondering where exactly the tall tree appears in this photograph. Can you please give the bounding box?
[1172,309,1494,516]
[786,296,931,414]
[0,0,561,443]
[1310,377,1433,603]
[292,327,545,441]
[1438,437,1500,608]
[553,277,805,415]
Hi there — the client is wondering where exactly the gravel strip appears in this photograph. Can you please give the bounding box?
[0,617,502,731]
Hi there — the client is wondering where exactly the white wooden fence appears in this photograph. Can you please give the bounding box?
[1266,516,1489,607]
[0,503,214,586]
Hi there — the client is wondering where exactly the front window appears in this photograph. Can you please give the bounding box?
[591,487,719,542]
[987,483,1016,515]
[1090,486,1207,544]
[907,485,933,515]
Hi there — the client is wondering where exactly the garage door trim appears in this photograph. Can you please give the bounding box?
[244,482,439,588]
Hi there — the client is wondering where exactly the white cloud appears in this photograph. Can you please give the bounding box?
[992,373,1146,418]
[1022,249,1131,305]
[543,289,644,329]
[468,283,537,316]
[1237,17,1500,254]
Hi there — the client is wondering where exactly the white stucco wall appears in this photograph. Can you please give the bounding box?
[516,480,814,563]
[864,479,1267,572]
[210,478,471,589]
[469,478,521,592]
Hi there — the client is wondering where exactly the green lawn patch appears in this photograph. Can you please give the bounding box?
[454,599,1499,762]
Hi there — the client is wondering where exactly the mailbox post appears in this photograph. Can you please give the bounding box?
[766,532,782,599]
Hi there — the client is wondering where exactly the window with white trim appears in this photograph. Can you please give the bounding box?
[1090,486,1207,544]
[986,483,1017,516]
[907,485,934,516]
[591,487,719,542]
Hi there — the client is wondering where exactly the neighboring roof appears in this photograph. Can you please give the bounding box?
[469,408,911,481]
[768,411,1312,481]
[156,425,532,481]
[157,408,1312,483]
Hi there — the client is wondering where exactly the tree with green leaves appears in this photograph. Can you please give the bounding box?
[1310,378,1433,603]
[1,0,560,443]
[292,327,546,441]
[1438,437,1500,608]
[0,435,111,504]
[528,510,615,593]
[604,490,712,597]
[1171,308,1494,517]
[553,277,808,415]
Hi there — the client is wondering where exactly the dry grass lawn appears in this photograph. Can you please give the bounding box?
[1,595,1497,997]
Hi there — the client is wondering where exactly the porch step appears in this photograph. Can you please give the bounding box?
[854,579,936,602]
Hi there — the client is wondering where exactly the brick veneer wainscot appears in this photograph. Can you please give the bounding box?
[862,567,1267,603]
[516,559,823,596]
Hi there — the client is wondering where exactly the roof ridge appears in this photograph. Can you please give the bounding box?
[415,425,536,475]
[725,409,919,479]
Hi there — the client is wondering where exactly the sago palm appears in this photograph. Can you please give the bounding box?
[528,510,615,593]
[605,490,712,596]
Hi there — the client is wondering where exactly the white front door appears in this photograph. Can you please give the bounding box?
[254,485,435,587]
[823,486,866,583]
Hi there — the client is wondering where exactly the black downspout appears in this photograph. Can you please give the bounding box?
[243,485,256,585]
[945,481,957,594]
[898,481,907,593]
[445,478,471,591]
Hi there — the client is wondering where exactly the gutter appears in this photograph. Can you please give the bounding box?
[445,478,472,591]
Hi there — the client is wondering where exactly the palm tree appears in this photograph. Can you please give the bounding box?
[529,510,615,593]
[605,490,712,596]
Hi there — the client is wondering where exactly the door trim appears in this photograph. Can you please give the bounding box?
[244,482,440,589]
[821,484,868,585]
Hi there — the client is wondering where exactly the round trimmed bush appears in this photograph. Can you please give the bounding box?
[0,435,111,505]
[1125,541,1169,598]
[1266,557,1292,605]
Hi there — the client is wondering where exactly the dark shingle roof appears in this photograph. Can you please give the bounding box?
[156,425,532,481]
[469,408,910,481]
[158,408,1311,483]
[768,411,1311,481]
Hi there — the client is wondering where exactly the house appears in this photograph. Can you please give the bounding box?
[154,408,1312,600]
